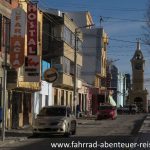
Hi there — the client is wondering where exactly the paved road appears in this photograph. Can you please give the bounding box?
[0,114,146,150]
[77,114,146,136]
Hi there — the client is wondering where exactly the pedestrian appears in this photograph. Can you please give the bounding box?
[76,105,80,118]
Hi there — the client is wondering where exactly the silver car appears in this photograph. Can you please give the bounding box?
[33,106,76,137]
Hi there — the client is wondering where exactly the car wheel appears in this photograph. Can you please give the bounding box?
[71,123,76,135]
[64,124,71,137]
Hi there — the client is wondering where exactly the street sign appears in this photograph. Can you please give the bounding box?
[44,67,58,83]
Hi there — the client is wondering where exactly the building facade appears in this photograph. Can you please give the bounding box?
[0,1,43,129]
[42,9,85,112]
[66,11,108,114]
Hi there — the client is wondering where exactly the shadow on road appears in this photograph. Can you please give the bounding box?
[131,114,147,135]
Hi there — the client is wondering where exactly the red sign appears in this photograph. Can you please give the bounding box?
[10,7,26,69]
[27,2,37,55]
[10,36,25,69]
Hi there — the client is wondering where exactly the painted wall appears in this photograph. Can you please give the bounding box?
[33,80,53,116]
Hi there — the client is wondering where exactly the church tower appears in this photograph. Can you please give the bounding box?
[129,40,148,112]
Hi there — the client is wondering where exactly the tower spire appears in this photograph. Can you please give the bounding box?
[136,38,141,50]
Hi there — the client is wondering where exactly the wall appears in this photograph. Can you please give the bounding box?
[33,81,53,116]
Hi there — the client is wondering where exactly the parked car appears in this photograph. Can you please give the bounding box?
[96,104,117,120]
[117,105,129,114]
[117,104,138,114]
[33,106,76,137]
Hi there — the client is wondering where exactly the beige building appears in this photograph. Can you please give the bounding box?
[42,9,83,111]
[5,1,43,128]
[66,11,108,114]
[129,41,148,112]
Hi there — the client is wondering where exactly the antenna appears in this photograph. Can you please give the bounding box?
[100,16,104,27]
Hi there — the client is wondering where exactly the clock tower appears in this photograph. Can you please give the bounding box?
[129,40,148,112]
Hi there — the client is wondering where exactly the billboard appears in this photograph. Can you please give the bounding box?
[10,7,26,69]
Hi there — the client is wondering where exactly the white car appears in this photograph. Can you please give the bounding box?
[33,106,76,137]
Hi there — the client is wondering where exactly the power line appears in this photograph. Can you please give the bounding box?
[39,0,146,12]
[103,16,147,23]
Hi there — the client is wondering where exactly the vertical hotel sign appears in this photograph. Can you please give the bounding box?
[27,2,37,55]
[25,2,41,82]
[10,7,26,69]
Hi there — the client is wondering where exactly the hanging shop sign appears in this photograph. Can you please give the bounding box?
[24,55,41,82]
[27,2,37,55]
[44,67,58,83]
[10,7,26,69]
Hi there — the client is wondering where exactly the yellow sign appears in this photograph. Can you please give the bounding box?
[44,67,58,83]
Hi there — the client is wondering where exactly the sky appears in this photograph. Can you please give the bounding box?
[38,0,150,96]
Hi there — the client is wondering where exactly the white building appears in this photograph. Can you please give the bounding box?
[33,80,53,117]
[117,72,126,107]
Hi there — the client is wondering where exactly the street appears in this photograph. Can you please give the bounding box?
[0,114,146,150]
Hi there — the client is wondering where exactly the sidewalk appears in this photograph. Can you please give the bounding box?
[0,127,33,146]
[138,113,150,133]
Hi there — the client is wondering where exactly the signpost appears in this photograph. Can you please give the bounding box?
[44,67,58,83]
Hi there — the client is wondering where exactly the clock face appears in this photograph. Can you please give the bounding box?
[135,63,142,70]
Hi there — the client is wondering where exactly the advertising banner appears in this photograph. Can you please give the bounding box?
[10,7,26,69]
[24,55,41,82]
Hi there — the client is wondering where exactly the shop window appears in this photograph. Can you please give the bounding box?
[61,90,64,105]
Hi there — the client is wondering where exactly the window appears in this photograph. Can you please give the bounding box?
[63,26,75,48]
[3,17,10,52]
[77,38,82,52]
[63,57,70,74]
[39,107,66,116]
[77,65,81,78]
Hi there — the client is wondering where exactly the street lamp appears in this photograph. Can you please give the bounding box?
[73,24,94,116]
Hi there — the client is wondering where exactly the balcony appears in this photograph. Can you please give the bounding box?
[53,73,73,89]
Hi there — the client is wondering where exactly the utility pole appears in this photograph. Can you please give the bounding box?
[73,29,77,116]
[73,24,94,116]
[2,42,7,141]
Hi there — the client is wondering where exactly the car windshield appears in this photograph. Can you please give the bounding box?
[98,106,113,110]
[38,107,66,116]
